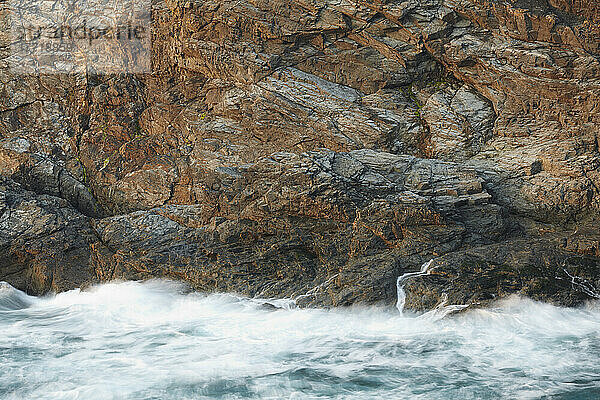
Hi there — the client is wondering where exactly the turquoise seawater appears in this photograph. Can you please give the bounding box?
[1,280,599,399]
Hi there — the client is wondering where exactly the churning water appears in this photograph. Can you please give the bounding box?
[1,280,600,399]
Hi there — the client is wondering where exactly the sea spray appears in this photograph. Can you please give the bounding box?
[293,273,339,305]
[417,293,469,321]
[0,282,34,311]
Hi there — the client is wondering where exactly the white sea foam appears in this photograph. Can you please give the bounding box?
[396,260,469,320]
[396,259,435,313]
[1,280,599,399]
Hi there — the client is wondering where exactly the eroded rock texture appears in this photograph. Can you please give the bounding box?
[1,0,599,310]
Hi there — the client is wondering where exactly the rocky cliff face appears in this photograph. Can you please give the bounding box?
[1,0,599,310]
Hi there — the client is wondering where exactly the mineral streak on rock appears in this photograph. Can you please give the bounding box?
[0,0,599,311]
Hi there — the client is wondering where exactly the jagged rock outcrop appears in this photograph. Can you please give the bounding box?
[1,0,599,310]
[0,177,103,293]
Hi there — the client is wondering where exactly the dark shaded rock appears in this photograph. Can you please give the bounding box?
[0,141,102,217]
[404,238,600,311]
[0,177,102,294]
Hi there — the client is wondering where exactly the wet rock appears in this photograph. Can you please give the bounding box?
[404,238,600,311]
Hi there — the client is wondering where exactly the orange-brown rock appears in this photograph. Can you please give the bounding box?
[1,0,599,310]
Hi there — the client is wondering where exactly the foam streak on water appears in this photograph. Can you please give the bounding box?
[1,280,600,399]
